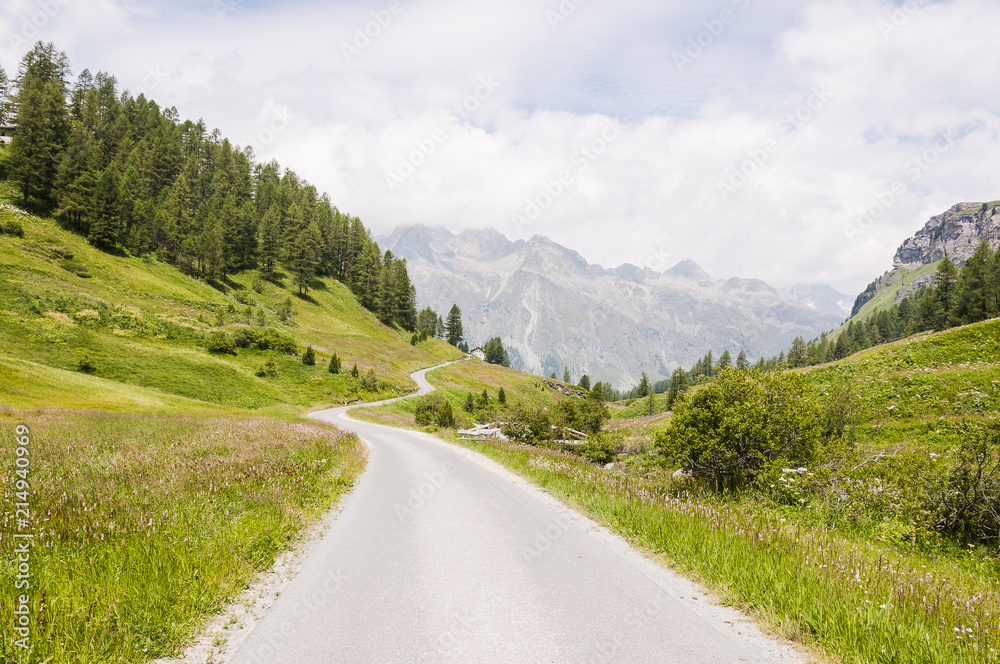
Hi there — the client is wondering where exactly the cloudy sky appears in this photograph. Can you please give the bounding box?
[1,0,997,295]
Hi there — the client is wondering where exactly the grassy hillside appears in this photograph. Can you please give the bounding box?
[847,261,940,327]
[803,317,1000,450]
[0,183,462,663]
[354,358,569,429]
[0,181,462,414]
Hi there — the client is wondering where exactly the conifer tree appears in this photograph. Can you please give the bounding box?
[718,349,732,371]
[736,349,749,370]
[302,345,316,366]
[563,366,571,383]
[579,374,591,391]
[9,42,71,204]
[88,164,122,248]
[329,353,341,374]
[636,372,651,398]
[0,65,9,124]
[498,387,506,404]
[258,206,280,278]
[445,304,464,347]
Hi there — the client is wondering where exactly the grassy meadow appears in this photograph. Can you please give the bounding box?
[0,185,462,662]
[0,408,366,664]
[360,317,1000,663]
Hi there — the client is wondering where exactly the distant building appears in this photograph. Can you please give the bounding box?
[0,126,15,145]
[470,346,486,361]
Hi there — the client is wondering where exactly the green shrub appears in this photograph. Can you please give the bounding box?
[75,355,97,374]
[302,345,316,366]
[328,353,341,374]
[933,419,1000,544]
[415,393,453,427]
[255,358,277,377]
[205,330,236,356]
[1,218,24,237]
[656,368,822,491]
[231,327,296,353]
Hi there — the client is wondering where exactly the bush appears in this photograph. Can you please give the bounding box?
[932,420,1000,544]
[255,359,277,378]
[205,331,236,356]
[656,368,822,491]
[302,345,316,366]
[75,355,97,374]
[232,327,296,354]
[415,393,454,427]
[328,353,341,374]
[1,218,24,237]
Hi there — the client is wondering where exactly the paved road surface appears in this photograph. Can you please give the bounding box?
[229,362,803,663]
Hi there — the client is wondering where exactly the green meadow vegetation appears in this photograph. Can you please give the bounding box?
[0,408,365,663]
[0,182,459,662]
[363,317,1000,663]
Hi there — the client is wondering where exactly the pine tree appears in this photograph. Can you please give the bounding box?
[928,257,960,330]
[498,387,506,404]
[563,366,571,383]
[665,367,689,410]
[0,65,9,124]
[329,353,341,374]
[445,304,464,347]
[953,242,992,324]
[637,372,651,398]
[88,164,123,248]
[258,206,280,278]
[718,349,732,371]
[590,382,605,402]
[736,349,749,370]
[302,345,316,366]
[9,42,72,205]
[464,391,476,413]
[350,363,359,378]
[579,374,591,391]
[292,222,320,295]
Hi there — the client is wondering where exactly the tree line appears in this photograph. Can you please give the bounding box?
[785,241,1000,368]
[0,42,418,330]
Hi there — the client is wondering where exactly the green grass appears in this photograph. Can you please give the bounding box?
[804,318,1000,450]
[849,262,940,327]
[0,408,367,664]
[436,438,999,664]
[0,185,463,413]
[354,358,569,429]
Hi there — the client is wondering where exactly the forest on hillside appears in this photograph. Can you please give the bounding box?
[0,42,418,330]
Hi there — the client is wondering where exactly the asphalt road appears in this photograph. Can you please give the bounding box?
[229,362,804,664]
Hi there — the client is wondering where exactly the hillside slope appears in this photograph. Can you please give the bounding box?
[0,182,463,413]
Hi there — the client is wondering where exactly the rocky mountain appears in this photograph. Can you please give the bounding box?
[782,284,854,319]
[851,201,1000,315]
[377,226,843,389]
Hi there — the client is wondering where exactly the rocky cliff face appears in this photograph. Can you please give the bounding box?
[894,202,1000,270]
[851,201,1000,315]
[378,226,842,389]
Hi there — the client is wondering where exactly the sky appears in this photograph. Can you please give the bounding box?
[2,0,998,295]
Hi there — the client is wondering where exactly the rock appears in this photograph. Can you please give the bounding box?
[672,468,693,479]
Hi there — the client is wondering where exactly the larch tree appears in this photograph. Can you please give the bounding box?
[445,304,464,347]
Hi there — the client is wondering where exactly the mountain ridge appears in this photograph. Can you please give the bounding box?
[377,225,845,389]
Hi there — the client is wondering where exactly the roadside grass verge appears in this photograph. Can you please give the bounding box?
[442,438,999,664]
[0,409,366,664]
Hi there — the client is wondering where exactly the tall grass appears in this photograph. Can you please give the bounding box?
[453,438,1000,664]
[0,409,365,663]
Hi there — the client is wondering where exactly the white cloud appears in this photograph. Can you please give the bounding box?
[2,0,999,295]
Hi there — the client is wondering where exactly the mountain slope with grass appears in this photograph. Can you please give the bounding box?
[0,180,463,414]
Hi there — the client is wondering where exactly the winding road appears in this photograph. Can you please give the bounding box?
[229,361,804,664]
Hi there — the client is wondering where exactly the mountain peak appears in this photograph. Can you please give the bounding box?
[665,259,714,284]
